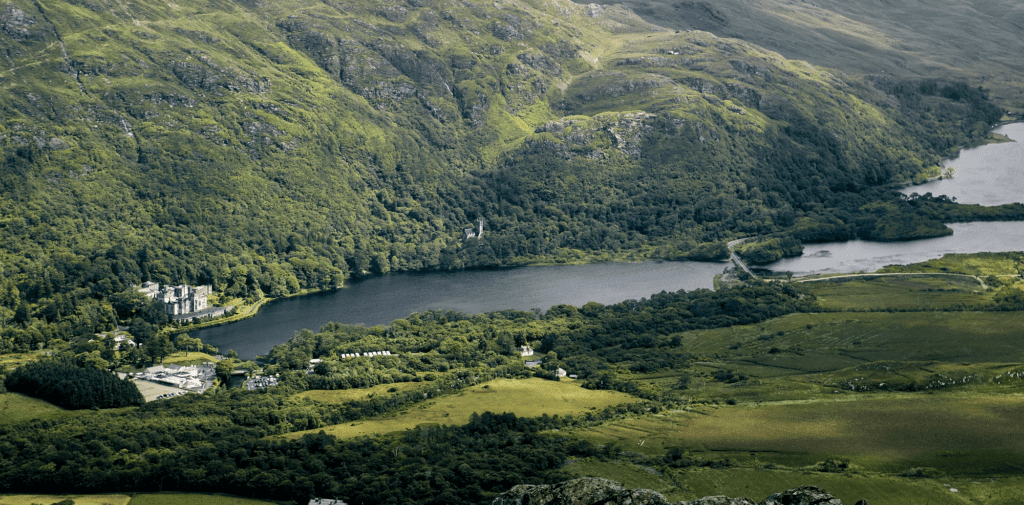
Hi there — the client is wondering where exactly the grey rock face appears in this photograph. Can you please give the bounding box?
[494,478,852,505]
[760,486,843,505]
[492,477,672,505]
[680,496,756,505]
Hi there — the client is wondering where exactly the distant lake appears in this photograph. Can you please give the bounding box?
[195,261,725,358]
[765,122,1023,276]
[197,124,1024,358]
[900,122,1024,205]
[760,221,1024,276]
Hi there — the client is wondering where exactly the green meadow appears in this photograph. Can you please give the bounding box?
[126,494,280,505]
[578,393,1024,472]
[799,274,989,311]
[564,461,971,505]
[284,378,637,440]
[0,495,131,505]
[0,393,67,425]
[294,379,425,404]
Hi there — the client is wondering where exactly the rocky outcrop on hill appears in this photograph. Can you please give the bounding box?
[759,486,842,505]
[492,478,856,505]
[492,477,673,505]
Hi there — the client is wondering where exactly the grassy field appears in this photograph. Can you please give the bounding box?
[282,378,638,440]
[160,352,219,366]
[801,274,989,311]
[0,352,40,370]
[675,468,969,505]
[294,380,425,403]
[127,493,280,505]
[879,252,1024,278]
[0,495,131,505]
[0,393,66,425]
[565,461,972,505]
[576,393,1024,474]
[560,258,1024,501]
[625,309,1024,405]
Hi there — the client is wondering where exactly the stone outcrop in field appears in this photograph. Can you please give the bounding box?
[492,478,855,505]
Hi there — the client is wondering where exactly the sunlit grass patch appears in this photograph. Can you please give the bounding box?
[282,378,638,440]
[879,252,1024,278]
[0,352,39,370]
[565,459,674,496]
[674,311,1024,365]
[803,275,989,311]
[675,467,967,505]
[576,393,1024,476]
[569,460,972,504]
[161,352,219,366]
[294,380,424,403]
[0,393,66,425]
[0,494,131,505]
[126,493,280,505]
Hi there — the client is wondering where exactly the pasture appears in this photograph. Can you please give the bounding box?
[628,310,1024,405]
[160,352,219,367]
[0,393,66,425]
[0,352,39,370]
[800,274,988,311]
[671,311,1024,364]
[576,393,1024,475]
[879,252,1024,278]
[282,378,637,439]
[0,495,130,505]
[294,379,424,404]
[127,493,280,505]
[566,461,971,505]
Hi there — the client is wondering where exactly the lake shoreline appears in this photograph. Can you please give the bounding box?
[192,122,1024,358]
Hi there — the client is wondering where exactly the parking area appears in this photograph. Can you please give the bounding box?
[132,379,190,402]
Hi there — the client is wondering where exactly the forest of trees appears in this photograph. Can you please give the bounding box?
[4,358,143,409]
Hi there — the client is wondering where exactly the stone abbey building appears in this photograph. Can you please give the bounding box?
[137,282,212,316]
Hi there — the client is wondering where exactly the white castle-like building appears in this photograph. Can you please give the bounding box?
[138,282,211,316]
[464,218,485,240]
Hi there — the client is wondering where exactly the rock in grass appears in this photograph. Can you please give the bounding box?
[492,477,672,504]
[759,486,843,505]
[680,496,756,505]
[492,478,851,505]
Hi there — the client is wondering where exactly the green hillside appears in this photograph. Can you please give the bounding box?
[0,0,1011,352]
[590,0,1024,113]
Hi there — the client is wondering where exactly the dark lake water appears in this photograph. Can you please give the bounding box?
[899,123,1024,205]
[765,122,1024,276]
[196,261,725,358]
[198,124,1024,358]
[760,221,1024,276]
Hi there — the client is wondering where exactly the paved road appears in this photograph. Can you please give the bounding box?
[727,238,756,278]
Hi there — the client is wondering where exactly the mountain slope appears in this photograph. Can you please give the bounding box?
[587,0,1024,112]
[0,0,1005,346]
